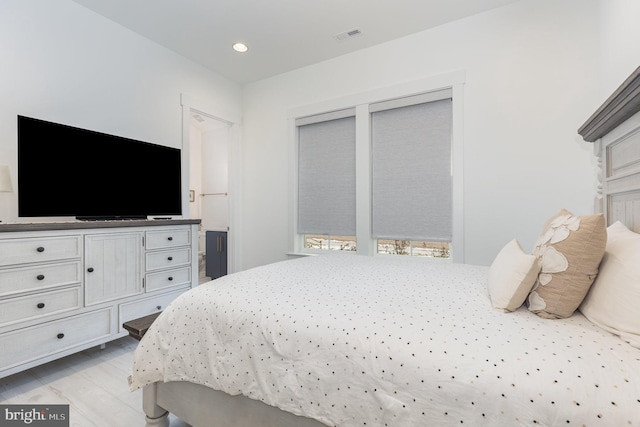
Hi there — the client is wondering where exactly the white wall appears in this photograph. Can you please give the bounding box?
[598,0,640,98]
[239,0,617,269]
[3,0,638,271]
[0,0,241,222]
[200,126,230,231]
[188,123,204,221]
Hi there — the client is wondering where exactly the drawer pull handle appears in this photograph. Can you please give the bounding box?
[167,236,173,241]
[37,274,45,281]
[57,333,64,339]
[37,246,45,253]
[168,276,173,281]
[37,302,45,309]
[167,256,173,261]
[87,267,94,273]
[156,305,162,310]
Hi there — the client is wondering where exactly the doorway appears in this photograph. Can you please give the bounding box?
[188,110,231,283]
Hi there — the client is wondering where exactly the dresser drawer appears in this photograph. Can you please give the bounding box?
[146,229,190,250]
[146,267,191,292]
[0,308,112,372]
[0,261,81,298]
[0,286,82,326]
[146,248,191,271]
[0,236,81,267]
[119,288,187,332]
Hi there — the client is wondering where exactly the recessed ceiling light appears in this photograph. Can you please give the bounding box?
[232,42,248,53]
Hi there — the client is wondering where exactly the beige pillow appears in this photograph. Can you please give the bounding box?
[580,221,640,348]
[528,209,606,319]
[487,239,540,312]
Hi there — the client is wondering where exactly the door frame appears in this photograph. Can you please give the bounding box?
[181,93,242,274]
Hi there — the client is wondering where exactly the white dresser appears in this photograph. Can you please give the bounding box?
[0,219,200,378]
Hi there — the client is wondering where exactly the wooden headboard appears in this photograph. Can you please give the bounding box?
[579,66,640,233]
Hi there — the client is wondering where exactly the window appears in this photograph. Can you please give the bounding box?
[371,91,452,257]
[305,234,357,251]
[296,109,357,251]
[377,240,450,258]
[290,73,464,261]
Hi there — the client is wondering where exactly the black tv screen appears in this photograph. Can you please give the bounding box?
[18,115,182,220]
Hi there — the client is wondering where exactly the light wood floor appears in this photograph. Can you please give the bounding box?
[0,336,189,427]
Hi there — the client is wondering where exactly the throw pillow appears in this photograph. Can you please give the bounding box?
[487,239,540,312]
[580,221,640,348]
[528,209,606,319]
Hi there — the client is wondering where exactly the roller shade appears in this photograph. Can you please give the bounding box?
[371,97,452,241]
[297,112,356,235]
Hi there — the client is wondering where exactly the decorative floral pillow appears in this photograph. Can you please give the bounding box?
[528,209,606,319]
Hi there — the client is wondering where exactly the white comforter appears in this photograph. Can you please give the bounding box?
[129,254,640,426]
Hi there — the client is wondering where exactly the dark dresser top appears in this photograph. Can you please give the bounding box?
[0,219,201,233]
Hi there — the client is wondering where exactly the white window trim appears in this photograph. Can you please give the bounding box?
[287,70,466,263]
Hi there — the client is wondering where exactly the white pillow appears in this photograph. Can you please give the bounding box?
[580,221,640,348]
[488,239,540,312]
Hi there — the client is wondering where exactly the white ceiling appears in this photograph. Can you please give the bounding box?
[72,0,521,84]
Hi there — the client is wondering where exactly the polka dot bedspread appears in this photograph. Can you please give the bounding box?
[129,254,640,426]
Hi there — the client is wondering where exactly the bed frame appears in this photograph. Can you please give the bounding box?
[579,65,640,232]
[141,66,640,427]
[142,381,324,427]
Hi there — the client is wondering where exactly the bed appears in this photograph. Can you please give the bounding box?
[129,67,640,427]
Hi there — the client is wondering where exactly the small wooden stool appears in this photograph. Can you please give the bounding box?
[122,312,161,340]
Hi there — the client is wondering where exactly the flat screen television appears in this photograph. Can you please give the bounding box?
[18,115,182,220]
